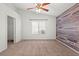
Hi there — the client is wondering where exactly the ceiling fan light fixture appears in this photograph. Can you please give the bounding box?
[27,3,50,12]
[36,8,41,13]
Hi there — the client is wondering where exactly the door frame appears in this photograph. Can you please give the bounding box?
[7,16,16,44]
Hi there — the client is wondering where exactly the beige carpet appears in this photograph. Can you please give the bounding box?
[0,40,78,56]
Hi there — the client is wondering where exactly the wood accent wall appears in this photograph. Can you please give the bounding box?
[56,4,79,51]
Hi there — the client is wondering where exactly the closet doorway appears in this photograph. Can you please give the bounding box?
[7,16,16,46]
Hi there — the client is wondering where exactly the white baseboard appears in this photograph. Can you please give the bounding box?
[56,39,79,54]
[22,39,56,41]
[0,47,7,53]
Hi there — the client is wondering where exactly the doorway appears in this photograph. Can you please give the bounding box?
[7,16,16,46]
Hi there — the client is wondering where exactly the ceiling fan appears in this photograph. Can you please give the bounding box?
[27,3,50,12]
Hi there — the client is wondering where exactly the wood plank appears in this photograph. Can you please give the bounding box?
[0,40,78,56]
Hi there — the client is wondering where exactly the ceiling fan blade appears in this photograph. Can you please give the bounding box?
[42,3,50,6]
[41,7,49,12]
[27,8,35,10]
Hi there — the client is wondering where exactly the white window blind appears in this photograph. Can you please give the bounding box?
[32,20,46,34]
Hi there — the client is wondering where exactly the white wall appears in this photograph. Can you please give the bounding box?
[0,4,21,52]
[19,11,56,39]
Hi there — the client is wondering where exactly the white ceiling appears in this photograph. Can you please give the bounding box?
[6,3,75,16]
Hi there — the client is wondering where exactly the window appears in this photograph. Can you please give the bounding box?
[32,20,46,34]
